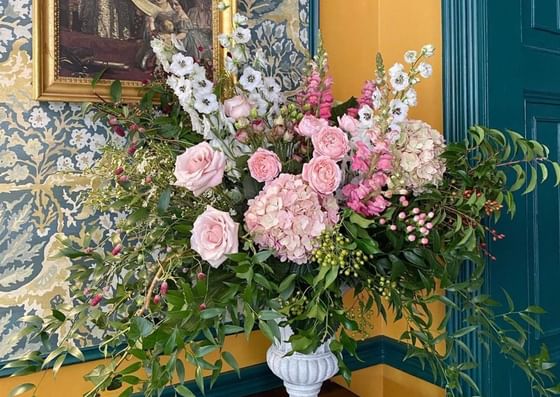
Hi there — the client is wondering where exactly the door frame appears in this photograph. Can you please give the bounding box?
[442,0,492,394]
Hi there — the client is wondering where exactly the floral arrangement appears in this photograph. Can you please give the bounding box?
[7,11,560,397]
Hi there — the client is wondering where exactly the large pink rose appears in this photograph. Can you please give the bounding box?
[338,115,359,135]
[311,126,349,161]
[296,115,329,137]
[174,142,226,196]
[248,148,282,182]
[224,95,252,120]
[191,206,239,268]
[302,156,342,195]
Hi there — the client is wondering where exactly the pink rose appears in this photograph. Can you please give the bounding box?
[311,126,349,161]
[248,148,282,182]
[302,156,342,195]
[174,142,226,196]
[338,115,359,135]
[191,206,239,268]
[224,95,252,120]
[296,115,329,137]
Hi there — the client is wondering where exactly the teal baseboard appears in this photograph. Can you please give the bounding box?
[149,336,435,397]
[1,336,435,395]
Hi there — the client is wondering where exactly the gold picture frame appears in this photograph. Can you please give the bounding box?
[33,0,235,102]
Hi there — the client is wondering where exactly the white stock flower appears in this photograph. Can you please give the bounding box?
[175,78,193,105]
[231,45,247,63]
[233,27,251,44]
[234,13,248,26]
[225,57,238,74]
[405,88,417,106]
[389,63,405,78]
[390,99,409,123]
[404,50,418,64]
[169,53,194,77]
[192,77,214,97]
[239,66,263,91]
[418,62,433,78]
[422,44,435,57]
[358,105,374,128]
[219,33,231,48]
[195,94,219,114]
[390,70,409,92]
[372,88,383,110]
[249,93,268,116]
[263,77,281,102]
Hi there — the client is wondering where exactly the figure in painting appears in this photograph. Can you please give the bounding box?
[58,0,214,81]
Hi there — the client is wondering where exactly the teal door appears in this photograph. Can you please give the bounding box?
[480,1,560,395]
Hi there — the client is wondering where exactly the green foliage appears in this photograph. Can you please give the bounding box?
[6,87,560,397]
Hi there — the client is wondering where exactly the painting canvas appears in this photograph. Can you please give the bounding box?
[33,0,224,101]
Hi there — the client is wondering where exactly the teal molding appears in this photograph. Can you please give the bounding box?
[442,0,490,395]
[309,0,320,55]
[147,336,435,397]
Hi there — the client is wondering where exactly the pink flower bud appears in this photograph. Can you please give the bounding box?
[398,212,406,220]
[408,235,416,242]
[84,247,94,254]
[145,175,153,184]
[129,124,139,132]
[399,196,407,203]
[428,212,435,219]
[113,126,126,137]
[199,303,207,311]
[418,219,426,226]
[127,144,137,156]
[413,215,420,222]
[111,244,123,256]
[235,130,249,144]
[412,208,420,215]
[90,294,103,306]
[153,295,161,304]
[160,281,169,296]
[419,213,427,220]
[406,226,415,233]
[197,272,206,281]
[420,227,428,235]
[379,218,386,225]
[114,166,124,176]
[402,200,409,207]
[426,222,433,229]
[108,117,119,126]
[118,175,129,184]
[390,225,397,231]
[421,238,429,245]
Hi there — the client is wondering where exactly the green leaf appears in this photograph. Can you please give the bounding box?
[324,266,339,289]
[118,386,134,397]
[130,317,154,338]
[8,383,35,397]
[176,385,196,397]
[258,320,276,342]
[91,68,108,88]
[253,251,273,263]
[349,212,375,228]
[520,312,543,332]
[553,162,560,186]
[539,162,549,183]
[278,274,297,293]
[200,308,225,320]
[259,310,282,321]
[157,188,172,214]
[110,80,123,103]
[120,362,142,375]
[67,345,85,362]
[222,351,240,377]
[526,305,547,314]
[453,326,478,338]
[522,166,538,195]
[510,164,526,192]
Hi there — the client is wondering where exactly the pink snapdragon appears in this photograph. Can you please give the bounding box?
[298,64,335,120]
[347,80,377,117]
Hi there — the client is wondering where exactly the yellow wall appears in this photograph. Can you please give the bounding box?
[0,1,445,396]
[323,0,444,395]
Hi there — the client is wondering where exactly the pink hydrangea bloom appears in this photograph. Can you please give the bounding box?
[244,174,338,264]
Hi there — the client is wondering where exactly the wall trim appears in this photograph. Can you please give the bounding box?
[153,336,435,397]
[1,336,435,394]
[442,0,490,395]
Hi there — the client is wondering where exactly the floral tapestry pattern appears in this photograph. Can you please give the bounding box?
[0,0,314,362]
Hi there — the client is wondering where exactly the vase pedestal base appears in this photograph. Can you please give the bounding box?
[283,381,323,397]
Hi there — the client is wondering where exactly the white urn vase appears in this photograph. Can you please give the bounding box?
[266,324,339,397]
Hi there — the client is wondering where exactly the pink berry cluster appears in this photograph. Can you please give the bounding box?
[342,140,393,217]
[380,200,435,245]
[298,64,334,120]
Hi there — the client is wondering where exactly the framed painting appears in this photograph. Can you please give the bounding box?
[32,0,235,102]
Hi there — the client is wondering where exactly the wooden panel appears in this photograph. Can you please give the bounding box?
[526,97,560,359]
[523,0,560,53]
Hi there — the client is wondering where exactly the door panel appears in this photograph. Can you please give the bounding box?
[485,0,560,395]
